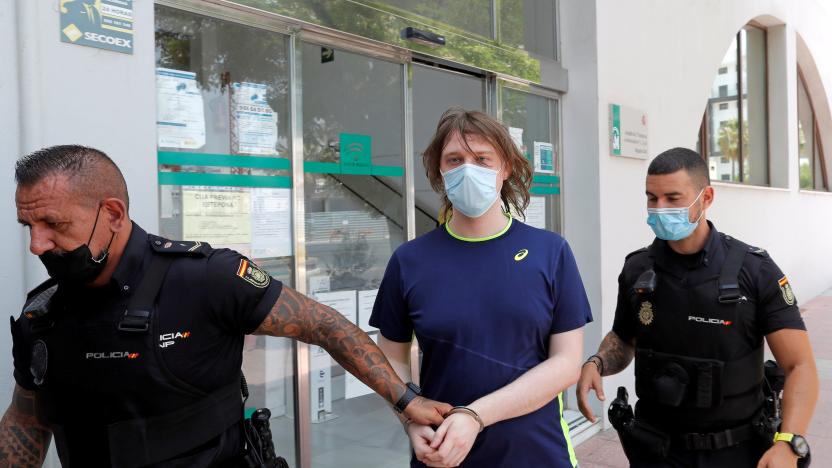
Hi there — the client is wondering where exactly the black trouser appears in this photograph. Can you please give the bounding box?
[627,437,770,468]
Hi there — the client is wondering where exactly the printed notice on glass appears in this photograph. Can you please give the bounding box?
[182,189,251,246]
[231,82,278,155]
[156,68,206,149]
[345,334,378,399]
[358,289,379,333]
[251,188,292,259]
[509,127,525,154]
[525,196,546,230]
[534,142,555,174]
[314,291,357,324]
[308,276,331,295]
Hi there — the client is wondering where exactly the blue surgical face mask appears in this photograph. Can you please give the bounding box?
[442,163,500,218]
[646,189,705,241]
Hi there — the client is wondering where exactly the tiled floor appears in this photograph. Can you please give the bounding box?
[575,287,832,467]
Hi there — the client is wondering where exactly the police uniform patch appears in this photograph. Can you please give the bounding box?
[236,259,270,289]
[639,301,654,325]
[31,340,48,386]
[778,276,795,306]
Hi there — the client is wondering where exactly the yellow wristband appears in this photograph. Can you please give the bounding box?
[773,432,794,443]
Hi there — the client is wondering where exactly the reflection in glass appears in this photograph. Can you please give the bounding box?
[155,6,296,463]
[741,27,768,185]
[701,27,768,185]
[500,85,562,234]
[798,74,815,190]
[301,42,409,468]
[412,65,486,237]
[500,0,558,59]
[706,35,740,183]
[231,0,542,82]
[382,0,492,38]
[797,73,828,191]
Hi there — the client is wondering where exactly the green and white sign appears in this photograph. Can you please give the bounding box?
[339,133,372,175]
[61,0,133,54]
[533,141,555,174]
[609,103,648,159]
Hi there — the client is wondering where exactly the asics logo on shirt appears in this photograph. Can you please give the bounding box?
[514,249,529,261]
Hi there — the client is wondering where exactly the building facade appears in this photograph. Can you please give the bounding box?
[1,1,831,466]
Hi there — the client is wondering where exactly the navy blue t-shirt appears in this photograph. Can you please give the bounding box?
[370,218,592,468]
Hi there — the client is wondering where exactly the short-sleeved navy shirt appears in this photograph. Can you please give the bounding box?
[370,218,592,468]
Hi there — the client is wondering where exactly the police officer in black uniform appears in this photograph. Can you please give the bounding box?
[0,145,451,467]
[577,148,819,467]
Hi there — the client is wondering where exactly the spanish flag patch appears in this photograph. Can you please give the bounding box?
[778,276,795,306]
[236,258,270,289]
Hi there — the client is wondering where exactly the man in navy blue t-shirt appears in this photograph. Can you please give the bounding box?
[371,108,592,467]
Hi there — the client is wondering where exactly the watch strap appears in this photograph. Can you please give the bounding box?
[394,383,421,413]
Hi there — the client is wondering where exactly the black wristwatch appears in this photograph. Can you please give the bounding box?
[774,432,810,458]
[394,382,422,413]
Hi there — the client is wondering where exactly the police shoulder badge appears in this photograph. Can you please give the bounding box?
[639,301,654,325]
[778,276,796,306]
[31,340,48,386]
[237,259,270,289]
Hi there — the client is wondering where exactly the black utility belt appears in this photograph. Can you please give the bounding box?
[620,417,758,460]
[672,422,758,451]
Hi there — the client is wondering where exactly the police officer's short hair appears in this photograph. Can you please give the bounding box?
[15,145,130,210]
[648,147,710,190]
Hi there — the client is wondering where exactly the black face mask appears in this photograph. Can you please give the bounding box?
[39,206,115,285]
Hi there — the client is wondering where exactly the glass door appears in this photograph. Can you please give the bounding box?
[498,81,562,233]
[498,80,583,429]
[412,63,487,237]
[300,41,410,468]
[154,4,297,463]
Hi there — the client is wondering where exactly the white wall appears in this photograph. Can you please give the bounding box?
[559,0,605,425]
[590,0,832,425]
[0,0,27,408]
[14,0,159,288]
[0,0,158,409]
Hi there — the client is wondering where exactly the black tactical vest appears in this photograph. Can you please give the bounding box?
[12,239,244,467]
[627,238,765,432]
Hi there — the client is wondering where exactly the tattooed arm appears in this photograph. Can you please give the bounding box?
[576,331,636,422]
[0,385,51,467]
[254,286,451,425]
[595,330,636,376]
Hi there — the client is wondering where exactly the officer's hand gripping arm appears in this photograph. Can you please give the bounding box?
[0,385,51,467]
[254,286,451,426]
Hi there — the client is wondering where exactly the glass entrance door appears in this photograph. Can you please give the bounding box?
[154,5,297,463]
[412,63,487,237]
[300,41,410,468]
[498,81,562,233]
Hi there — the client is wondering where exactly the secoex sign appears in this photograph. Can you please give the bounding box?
[60,0,134,54]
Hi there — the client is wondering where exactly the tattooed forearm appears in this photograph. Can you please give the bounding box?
[255,286,406,405]
[0,386,51,466]
[596,331,636,376]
